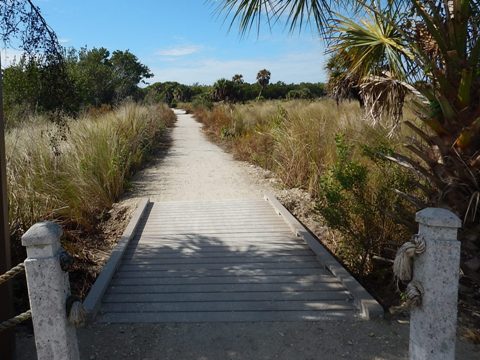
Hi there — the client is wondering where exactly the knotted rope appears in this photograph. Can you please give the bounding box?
[405,281,424,308]
[393,235,427,308]
[393,234,426,282]
[66,296,87,327]
[0,310,32,333]
[0,262,25,286]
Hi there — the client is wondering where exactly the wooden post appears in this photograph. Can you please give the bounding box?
[0,54,15,360]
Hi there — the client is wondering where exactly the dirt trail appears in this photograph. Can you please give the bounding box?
[124,109,266,202]
[15,109,479,359]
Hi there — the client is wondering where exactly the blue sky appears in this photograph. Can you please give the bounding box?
[2,0,328,85]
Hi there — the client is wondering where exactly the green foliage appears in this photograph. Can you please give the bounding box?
[192,93,214,110]
[316,134,414,275]
[3,47,153,125]
[256,69,271,98]
[110,50,153,101]
[286,87,313,99]
[144,81,204,106]
[212,78,238,102]
[3,55,75,122]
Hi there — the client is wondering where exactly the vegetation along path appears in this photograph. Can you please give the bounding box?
[23,110,478,359]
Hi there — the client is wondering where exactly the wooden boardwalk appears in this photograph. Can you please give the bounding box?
[97,199,356,323]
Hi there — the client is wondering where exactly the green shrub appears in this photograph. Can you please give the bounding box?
[316,134,414,275]
[192,93,213,110]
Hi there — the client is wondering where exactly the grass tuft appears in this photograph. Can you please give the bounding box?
[6,102,175,241]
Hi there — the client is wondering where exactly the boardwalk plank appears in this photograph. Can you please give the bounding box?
[102,300,354,313]
[107,282,345,294]
[99,311,354,323]
[123,250,315,259]
[98,199,355,323]
[111,274,338,285]
[115,268,331,278]
[122,255,317,265]
[120,261,321,271]
[103,291,352,303]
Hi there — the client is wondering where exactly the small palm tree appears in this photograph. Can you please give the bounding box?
[212,78,236,102]
[256,69,271,99]
[325,51,363,107]
[232,74,244,84]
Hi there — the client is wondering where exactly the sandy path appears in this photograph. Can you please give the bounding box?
[126,109,266,202]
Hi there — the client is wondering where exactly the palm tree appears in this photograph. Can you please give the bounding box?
[331,1,480,223]
[330,6,413,130]
[232,74,244,84]
[325,51,363,107]
[256,69,271,99]
[212,78,236,102]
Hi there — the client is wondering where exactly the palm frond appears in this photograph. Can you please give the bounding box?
[213,0,336,35]
[331,11,412,80]
[359,75,407,134]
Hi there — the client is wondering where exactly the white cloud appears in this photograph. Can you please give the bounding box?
[156,45,202,57]
[149,50,327,85]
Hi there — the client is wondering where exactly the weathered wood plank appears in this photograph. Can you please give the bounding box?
[115,268,330,278]
[111,274,337,285]
[98,310,354,323]
[123,246,308,254]
[128,236,302,243]
[102,300,354,313]
[122,255,317,265]
[123,250,314,259]
[139,229,294,235]
[120,261,320,271]
[103,290,352,303]
[107,282,345,294]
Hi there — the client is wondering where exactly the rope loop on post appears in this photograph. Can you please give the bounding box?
[393,234,426,283]
[66,296,87,327]
[59,249,75,272]
[406,280,424,308]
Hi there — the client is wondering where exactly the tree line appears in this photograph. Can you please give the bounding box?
[3,47,152,126]
[4,49,326,126]
[144,71,326,107]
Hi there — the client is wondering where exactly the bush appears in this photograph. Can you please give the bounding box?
[316,135,414,275]
[286,88,313,99]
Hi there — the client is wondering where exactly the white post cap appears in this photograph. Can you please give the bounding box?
[416,208,462,229]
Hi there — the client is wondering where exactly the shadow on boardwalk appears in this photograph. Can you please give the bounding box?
[100,201,355,323]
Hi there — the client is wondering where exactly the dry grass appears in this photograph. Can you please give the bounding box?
[196,99,410,195]
[6,102,175,243]
[194,99,420,306]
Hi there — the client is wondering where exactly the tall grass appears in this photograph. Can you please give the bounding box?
[6,102,175,240]
[196,100,406,194]
[194,99,419,303]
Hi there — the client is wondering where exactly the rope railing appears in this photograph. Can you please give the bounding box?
[0,261,32,332]
[0,262,25,286]
[0,310,32,333]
